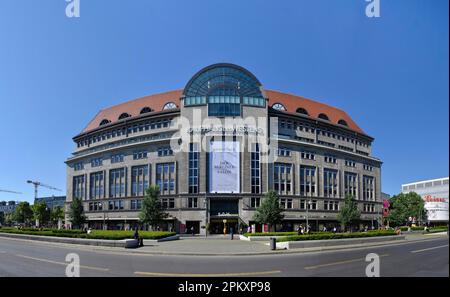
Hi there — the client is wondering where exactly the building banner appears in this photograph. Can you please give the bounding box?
[209,141,240,193]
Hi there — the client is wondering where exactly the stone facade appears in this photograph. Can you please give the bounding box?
[65,63,382,234]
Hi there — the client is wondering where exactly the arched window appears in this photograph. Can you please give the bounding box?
[318,113,329,121]
[296,107,309,115]
[338,119,348,126]
[118,113,131,120]
[140,107,153,114]
[272,103,286,111]
[183,63,264,117]
[163,102,177,110]
[99,119,110,126]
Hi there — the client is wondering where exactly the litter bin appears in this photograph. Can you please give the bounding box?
[270,237,276,250]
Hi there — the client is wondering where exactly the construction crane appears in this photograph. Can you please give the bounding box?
[0,189,22,195]
[26,180,62,201]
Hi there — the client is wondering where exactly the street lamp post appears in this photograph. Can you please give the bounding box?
[306,199,312,232]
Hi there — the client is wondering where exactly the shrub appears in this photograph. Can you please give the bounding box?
[244,232,298,237]
[0,228,175,240]
[276,230,396,242]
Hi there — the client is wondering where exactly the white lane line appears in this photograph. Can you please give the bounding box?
[304,254,389,270]
[411,244,449,254]
[15,254,109,272]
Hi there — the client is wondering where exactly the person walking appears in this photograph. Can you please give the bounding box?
[190,226,195,236]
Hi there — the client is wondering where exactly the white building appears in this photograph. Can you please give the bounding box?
[402,177,449,223]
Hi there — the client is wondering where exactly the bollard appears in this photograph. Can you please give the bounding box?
[270,237,276,250]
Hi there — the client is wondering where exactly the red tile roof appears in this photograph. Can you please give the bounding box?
[81,89,365,135]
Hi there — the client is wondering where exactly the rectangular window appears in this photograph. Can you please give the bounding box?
[307,200,317,210]
[250,197,261,208]
[344,172,358,198]
[88,201,103,212]
[156,163,176,195]
[280,198,293,209]
[274,163,293,195]
[111,154,124,164]
[300,200,305,210]
[188,197,198,208]
[161,198,175,209]
[324,168,338,198]
[251,143,261,194]
[131,199,142,210]
[208,96,241,117]
[157,147,174,157]
[188,143,199,194]
[363,176,375,201]
[300,166,316,197]
[91,157,103,167]
[363,164,374,171]
[73,175,85,199]
[300,151,315,160]
[109,168,126,198]
[108,200,124,211]
[132,165,150,197]
[324,155,337,164]
[277,147,291,157]
[89,171,104,199]
[133,150,148,160]
[345,160,357,167]
[74,162,84,171]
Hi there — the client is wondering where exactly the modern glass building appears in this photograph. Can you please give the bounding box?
[65,63,383,234]
[402,177,449,223]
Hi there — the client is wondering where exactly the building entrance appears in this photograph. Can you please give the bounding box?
[209,219,238,234]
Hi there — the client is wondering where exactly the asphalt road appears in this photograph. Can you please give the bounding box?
[0,236,448,277]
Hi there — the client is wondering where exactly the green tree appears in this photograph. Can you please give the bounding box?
[337,195,361,232]
[13,202,33,225]
[253,190,285,232]
[5,213,13,225]
[68,198,86,229]
[139,185,168,230]
[389,192,426,226]
[50,206,65,227]
[33,201,50,227]
[0,212,4,225]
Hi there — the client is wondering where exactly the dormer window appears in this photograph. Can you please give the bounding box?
[99,119,111,126]
[140,107,153,114]
[318,113,329,121]
[296,108,309,115]
[272,103,286,111]
[163,102,177,110]
[118,113,131,120]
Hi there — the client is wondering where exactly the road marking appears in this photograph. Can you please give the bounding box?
[304,254,389,270]
[134,270,281,277]
[15,254,109,272]
[411,244,449,254]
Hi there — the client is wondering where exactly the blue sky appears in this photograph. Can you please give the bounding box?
[0,0,448,203]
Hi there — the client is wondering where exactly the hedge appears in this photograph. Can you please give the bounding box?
[400,226,449,232]
[0,227,175,240]
[244,232,298,237]
[276,230,397,242]
[244,231,332,237]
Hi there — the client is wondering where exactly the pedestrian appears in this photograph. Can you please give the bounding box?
[191,226,195,236]
[323,226,327,232]
[333,226,337,233]
[297,225,301,235]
